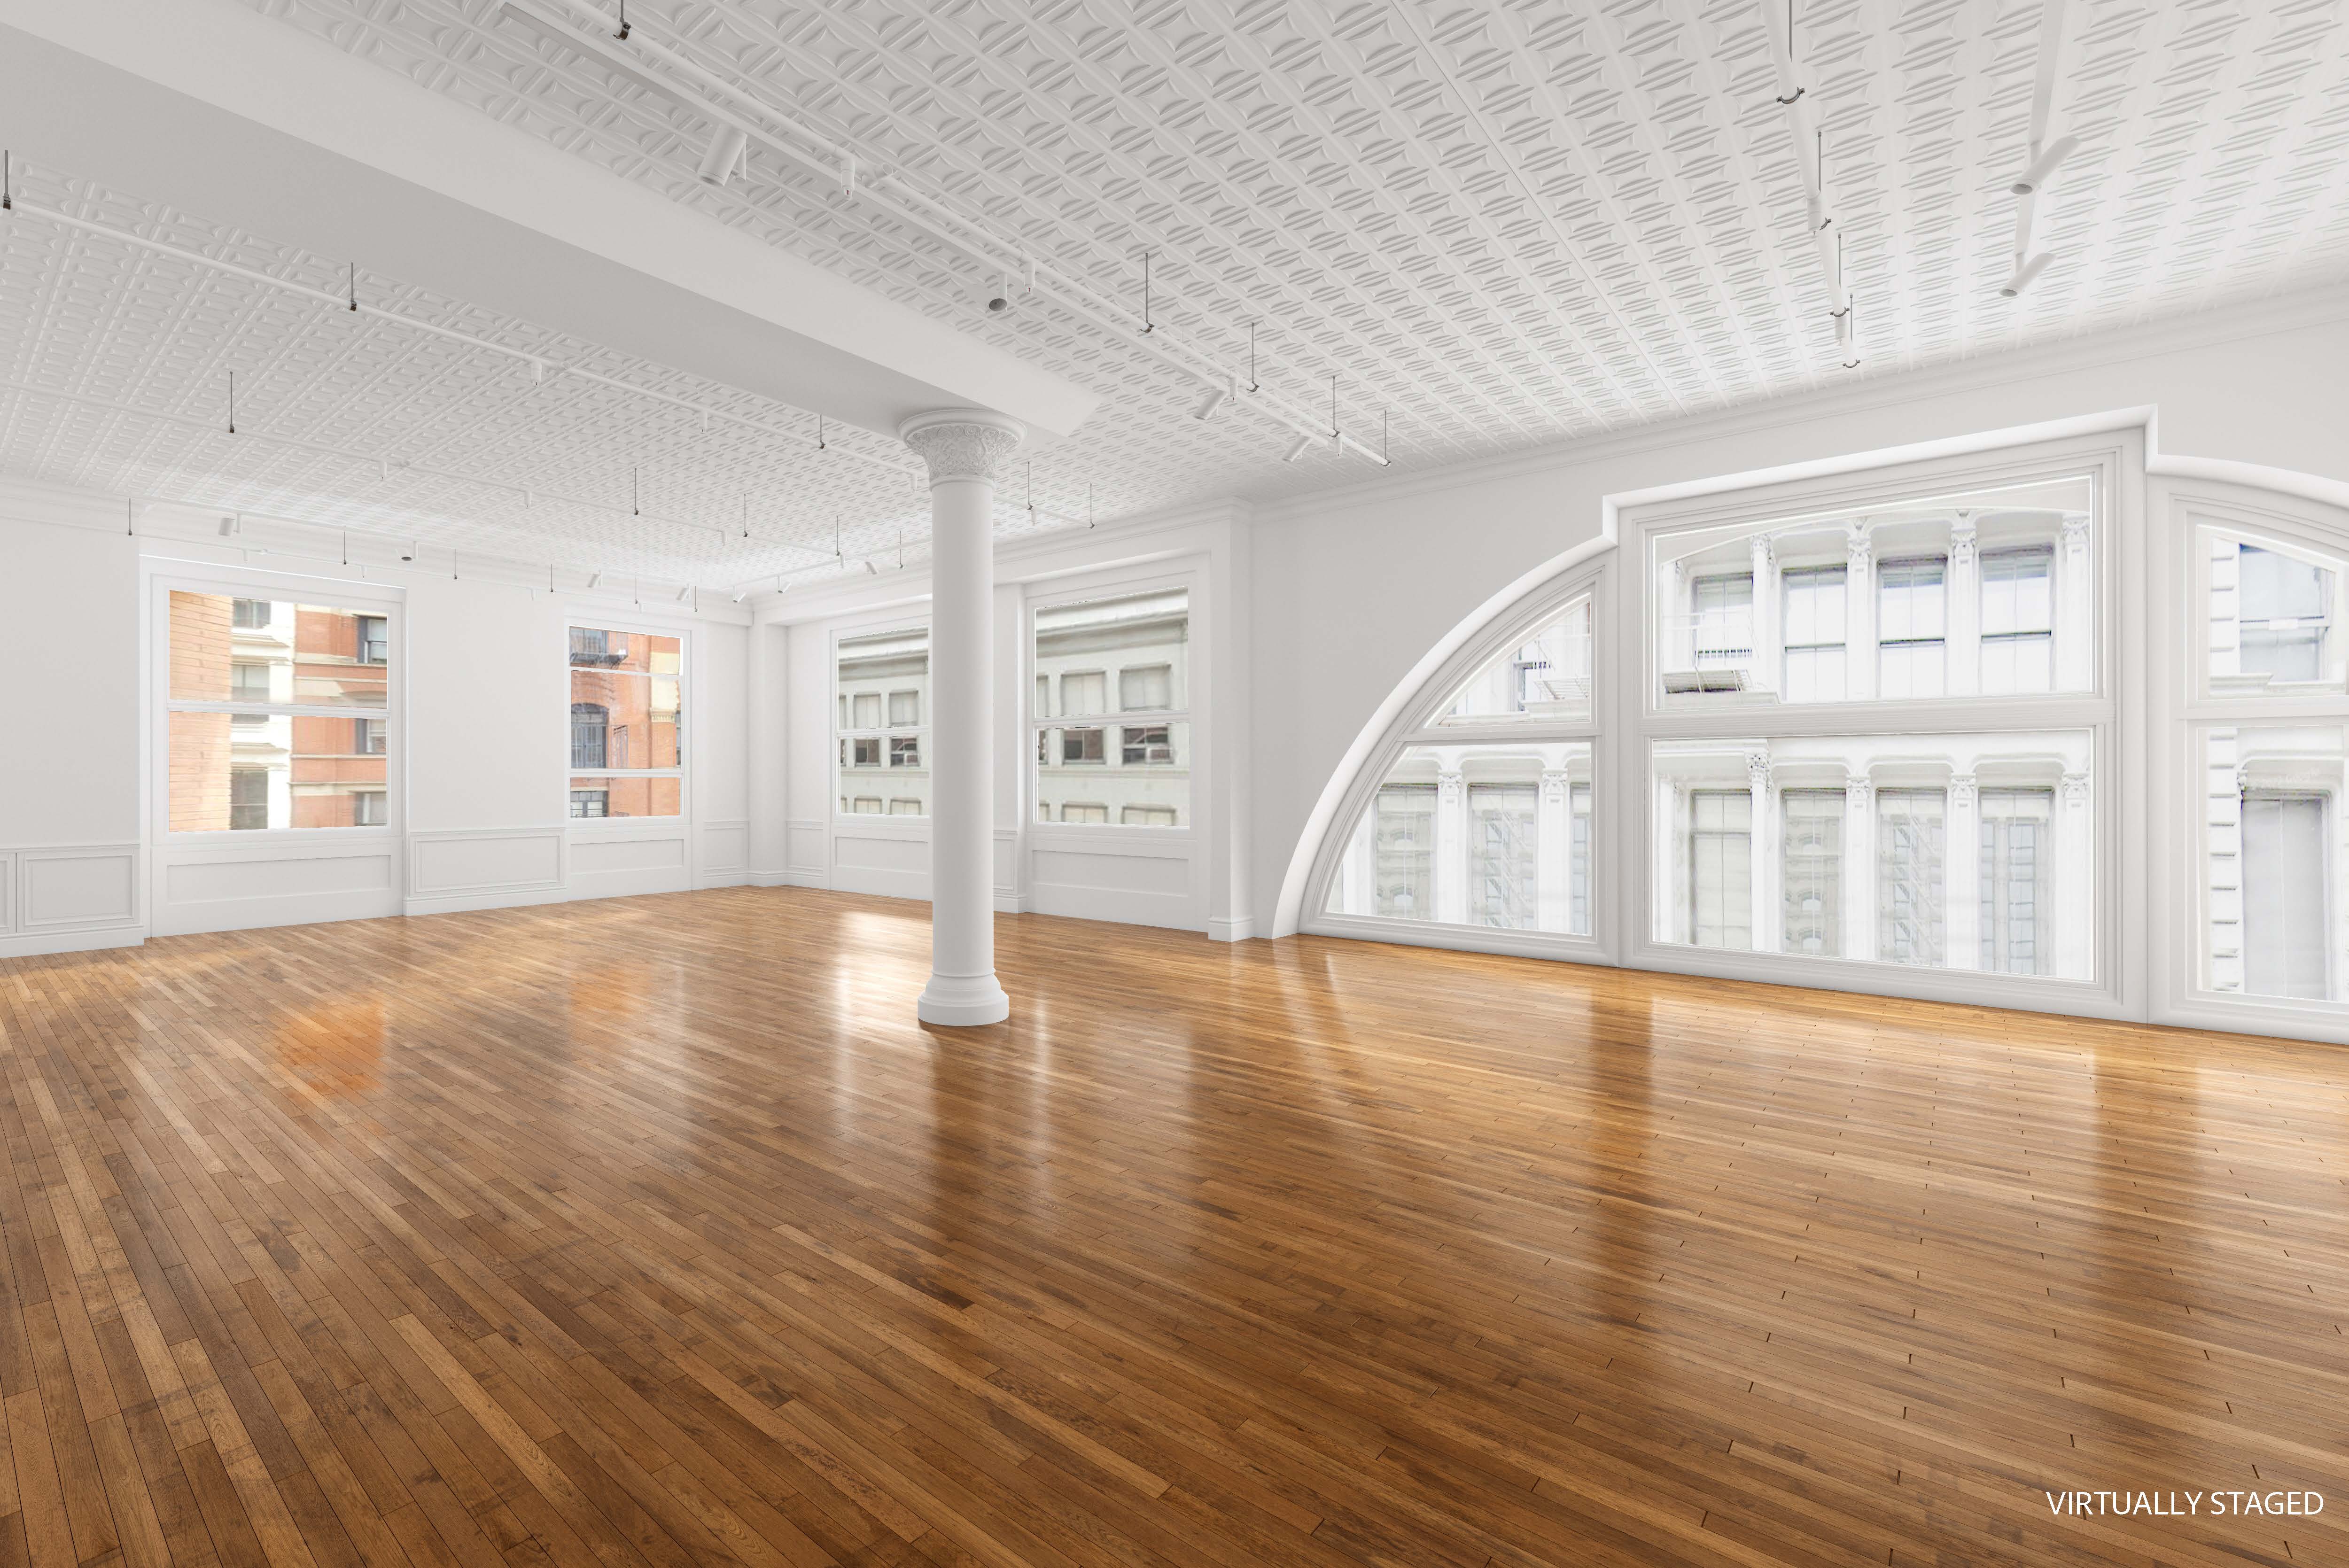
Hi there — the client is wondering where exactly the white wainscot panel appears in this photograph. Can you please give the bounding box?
[831,827,929,901]
[995,827,1020,913]
[1027,839,1201,931]
[22,846,140,931]
[785,818,828,887]
[0,844,144,959]
[155,838,399,936]
[568,828,692,901]
[406,828,566,915]
[700,819,751,883]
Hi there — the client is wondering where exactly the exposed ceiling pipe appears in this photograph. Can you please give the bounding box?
[0,194,914,480]
[497,0,1392,465]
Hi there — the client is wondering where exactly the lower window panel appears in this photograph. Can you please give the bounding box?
[2195,723,2349,1003]
[1650,731,2093,980]
[568,776,680,818]
[1034,720,1189,827]
[168,711,391,831]
[1325,742,1592,935]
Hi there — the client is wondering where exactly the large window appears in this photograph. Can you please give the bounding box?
[1324,584,1600,940]
[1653,475,2094,707]
[165,591,393,832]
[1650,734,2094,979]
[836,627,928,817]
[568,625,683,818]
[1033,589,1190,828]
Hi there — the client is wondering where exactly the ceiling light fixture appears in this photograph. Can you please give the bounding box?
[1283,435,1312,463]
[588,571,602,589]
[2001,253,2054,298]
[2010,134,2079,197]
[696,124,747,186]
[676,584,692,602]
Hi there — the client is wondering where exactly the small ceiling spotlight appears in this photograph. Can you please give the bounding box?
[730,590,748,604]
[676,584,692,602]
[697,124,748,186]
[588,571,603,589]
[216,514,237,537]
[2001,253,2054,298]
[1282,435,1313,463]
[1192,381,1229,421]
[2009,135,2080,196]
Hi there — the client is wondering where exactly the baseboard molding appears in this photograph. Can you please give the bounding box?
[0,925,145,962]
[403,885,576,918]
[696,870,753,890]
[779,868,829,889]
[995,893,1022,914]
[1207,915,1258,943]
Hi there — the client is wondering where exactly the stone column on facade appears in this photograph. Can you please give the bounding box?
[2056,513,2095,691]
[1948,514,1981,697]
[1434,761,1468,925]
[2056,770,2093,981]
[1749,533,1779,695]
[1846,526,1877,701]
[1844,776,1877,962]
[900,408,1024,1026]
[1749,752,1778,953]
[1945,772,1981,970]
[1537,756,1571,934]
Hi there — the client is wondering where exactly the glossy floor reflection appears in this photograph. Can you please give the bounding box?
[0,887,2343,1568]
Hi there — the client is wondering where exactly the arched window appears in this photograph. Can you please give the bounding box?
[570,702,609,769]
[1307,564,1606,954]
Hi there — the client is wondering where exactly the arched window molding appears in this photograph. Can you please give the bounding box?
[2150,474,2349,1043]
[1284,542,1615,960]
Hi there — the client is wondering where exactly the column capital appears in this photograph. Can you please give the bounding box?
[2061,770,2091,809]
[897,408,1026,486]
[1950,514,1978,568]
[1949,772,1977,808]
[1845,524,1873,571]
[1845,775,1874,807]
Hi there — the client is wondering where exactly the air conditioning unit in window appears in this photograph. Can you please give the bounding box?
[1661,669,1749,694]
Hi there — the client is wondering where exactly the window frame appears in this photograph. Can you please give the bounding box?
[1628,431,2139,1019]
[155,573,404,842]
[830,619,931,825]
[1302,559,1611,961]
[1026,577,1196,838]
[564,614,690,827]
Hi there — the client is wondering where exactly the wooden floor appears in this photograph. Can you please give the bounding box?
[0,891,2343,1568]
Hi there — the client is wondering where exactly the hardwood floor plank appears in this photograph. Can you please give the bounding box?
[3,889,2347,1567]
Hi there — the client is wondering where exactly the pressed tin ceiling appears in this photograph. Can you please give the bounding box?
[2,0,2346,586]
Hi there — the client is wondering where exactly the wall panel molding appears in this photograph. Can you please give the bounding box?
[0,843,143,958]
[405,826,567,916]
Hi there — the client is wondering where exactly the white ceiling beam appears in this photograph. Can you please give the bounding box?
[0,0,1099,439]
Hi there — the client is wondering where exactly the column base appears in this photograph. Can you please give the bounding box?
[916,973,1011,1027]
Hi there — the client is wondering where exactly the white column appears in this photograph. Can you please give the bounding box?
[1846,527,1877,701]
[1537,759,1571,934]
[1844,776,1877,962]
[2056,770,2093,981]
[900,408,1024,1026]
[1948,516,1980,697]
[1434,764,1468,925]
[1749,753,1779,953]
[2056,514,2094,691]
[1946,773,1980,970]
[1749,534,1779,695]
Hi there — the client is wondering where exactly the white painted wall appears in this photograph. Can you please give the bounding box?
[0,496,140,956]
[1249,284,2349,938]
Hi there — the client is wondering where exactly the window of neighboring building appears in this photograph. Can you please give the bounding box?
[1876,788,1946,966]
[1980,548,2053,695]
[1980,788,2053,975]
[1689,788,1753,949]
[1468,784,1537,929]
[1120,665,1172,711]
[1440,596,1594,726]
[1781,567,1847,704]
[1033,587,1192,830]
[836,627,927,818]
[166,590,396,832]
[1061,802,1108,823]
[1877,558,1948,700]
[1781,788,1843,957]
[1690,573,1754,669]
[2241,792,2328,998]
[569,624,683,819]
[570,789,608,819]
[1373,784,1436,919]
